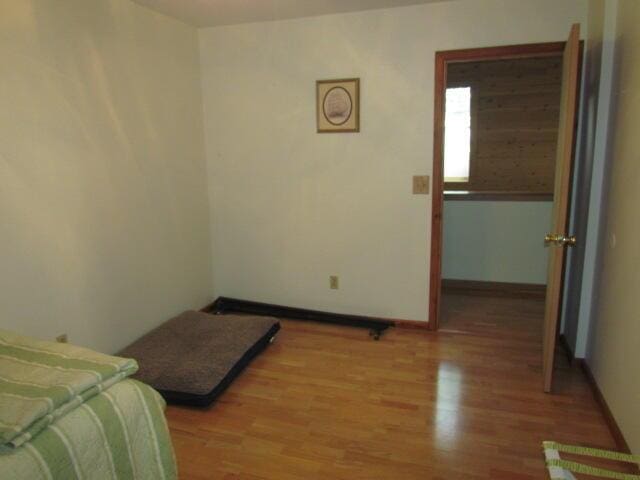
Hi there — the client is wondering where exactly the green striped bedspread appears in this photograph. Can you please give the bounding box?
[0,379,177,479]
[0,329,177,479]
[0,329,138,448]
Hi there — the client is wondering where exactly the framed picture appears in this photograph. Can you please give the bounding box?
[316,78,360,133]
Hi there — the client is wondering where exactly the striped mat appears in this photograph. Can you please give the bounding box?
[544,441,640,480]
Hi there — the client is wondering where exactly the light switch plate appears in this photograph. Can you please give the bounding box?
[413,175,430,194]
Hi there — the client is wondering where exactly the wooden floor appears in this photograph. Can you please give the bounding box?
[439,291,546,340]
[166,294,616,479]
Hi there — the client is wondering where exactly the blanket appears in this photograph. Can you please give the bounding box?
[0,379,177,479]
[0,329,137,448]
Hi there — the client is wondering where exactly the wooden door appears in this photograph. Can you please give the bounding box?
[542,24,581,393]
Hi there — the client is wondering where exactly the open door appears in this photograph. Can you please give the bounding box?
[542,24,581,393]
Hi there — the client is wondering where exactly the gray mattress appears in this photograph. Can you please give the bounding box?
[119,310,280,406]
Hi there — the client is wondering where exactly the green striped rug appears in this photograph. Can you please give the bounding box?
[544,441,640,480]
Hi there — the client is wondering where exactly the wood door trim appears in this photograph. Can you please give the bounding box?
[429,41,567,331]
[442,279,546,299]
[394,319,431,330]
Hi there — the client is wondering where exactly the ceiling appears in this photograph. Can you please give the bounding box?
[132,0,446,28]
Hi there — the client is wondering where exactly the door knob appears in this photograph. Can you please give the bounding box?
[544,234,577,247]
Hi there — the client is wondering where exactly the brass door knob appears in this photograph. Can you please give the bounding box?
[544,234,577,247]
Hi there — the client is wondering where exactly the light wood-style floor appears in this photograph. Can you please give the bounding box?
[166,294,616,479]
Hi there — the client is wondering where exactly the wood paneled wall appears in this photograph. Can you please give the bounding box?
[447,56,562,193]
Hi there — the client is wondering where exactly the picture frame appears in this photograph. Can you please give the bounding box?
[316,78,360,133]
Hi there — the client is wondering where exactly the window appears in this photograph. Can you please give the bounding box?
[444,87,471,184]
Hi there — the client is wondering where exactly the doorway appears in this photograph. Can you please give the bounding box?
[429,30,582,392]
[439,54,561,336]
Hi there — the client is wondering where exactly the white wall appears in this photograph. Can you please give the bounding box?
[199,0,587,322]
[443,201,551,284]
[587,0,640,453]
[0,0,212,353]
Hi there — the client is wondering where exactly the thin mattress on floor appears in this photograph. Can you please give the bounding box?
[119,310,280,406]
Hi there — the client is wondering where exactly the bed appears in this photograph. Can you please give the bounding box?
[0,329,177,480]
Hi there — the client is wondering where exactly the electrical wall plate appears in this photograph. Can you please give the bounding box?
[413,175,430,194]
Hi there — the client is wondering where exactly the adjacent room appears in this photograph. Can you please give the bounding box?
[1,0,638,479]
[439,55,559,337]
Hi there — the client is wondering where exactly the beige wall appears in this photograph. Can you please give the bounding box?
[0,0,212,353]
[199,0,587,322]
[588,0,640,454]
